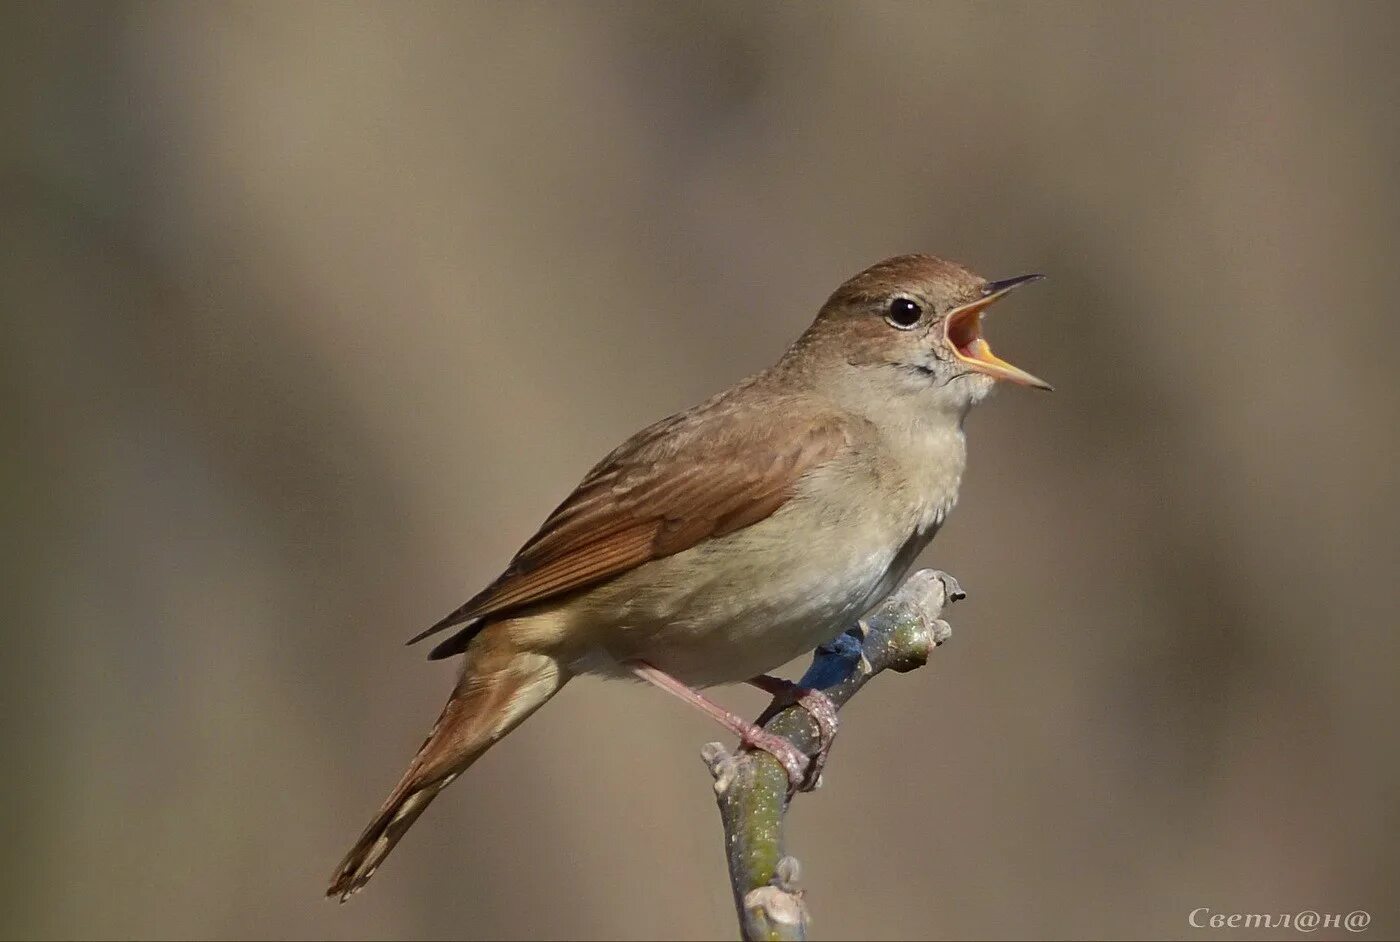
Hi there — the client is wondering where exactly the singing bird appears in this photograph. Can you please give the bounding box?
[328,254,1049,900]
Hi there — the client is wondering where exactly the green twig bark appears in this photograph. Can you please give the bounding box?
[700,569,963,941]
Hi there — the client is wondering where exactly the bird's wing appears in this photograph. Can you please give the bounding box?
[408,394,851,652]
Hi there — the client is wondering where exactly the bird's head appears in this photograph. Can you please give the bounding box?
[787,254,1051,415]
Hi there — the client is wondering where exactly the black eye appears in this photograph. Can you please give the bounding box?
[885,297,923,329]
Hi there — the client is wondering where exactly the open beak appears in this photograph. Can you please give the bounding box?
[943,274,1053,390]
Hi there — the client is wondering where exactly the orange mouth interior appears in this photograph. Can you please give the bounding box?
[946,306,990,362]
[942,296,1053,390]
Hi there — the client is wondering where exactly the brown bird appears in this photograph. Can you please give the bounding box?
[328,254,1049,900]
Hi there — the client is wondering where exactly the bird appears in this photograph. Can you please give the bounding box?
[327,253,1049,901]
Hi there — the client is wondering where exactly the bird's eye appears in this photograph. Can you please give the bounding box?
[885,297,923,329]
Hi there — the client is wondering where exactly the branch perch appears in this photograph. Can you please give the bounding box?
[701,569,963,942]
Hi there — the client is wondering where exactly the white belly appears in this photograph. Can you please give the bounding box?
[561,492,945,687]
[542,412,966,687]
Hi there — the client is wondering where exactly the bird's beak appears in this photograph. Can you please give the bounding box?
[943,274,1053,390]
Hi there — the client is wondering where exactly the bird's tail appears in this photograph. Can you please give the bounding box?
[327,631,567,901]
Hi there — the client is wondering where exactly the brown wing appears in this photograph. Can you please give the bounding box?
[408,393,850,655]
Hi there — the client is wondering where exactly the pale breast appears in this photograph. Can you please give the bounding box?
[555,417,967,686]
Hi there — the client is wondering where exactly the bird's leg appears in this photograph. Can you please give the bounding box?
[628,661,811,793]
[748,675,839,785]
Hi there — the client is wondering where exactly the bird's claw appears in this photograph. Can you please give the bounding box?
[783,686,838,787]
[740,727,815,794]
[747,676,840,791]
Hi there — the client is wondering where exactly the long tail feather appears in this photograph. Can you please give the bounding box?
[328,637,566,901]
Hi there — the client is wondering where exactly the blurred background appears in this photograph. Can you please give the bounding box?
[4,3,1398,939]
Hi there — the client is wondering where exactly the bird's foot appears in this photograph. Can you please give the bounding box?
[736,723,814,794]
[628,660,816,793]
[748,675,839,790]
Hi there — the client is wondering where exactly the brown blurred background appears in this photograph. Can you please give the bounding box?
[4,3,1398,940]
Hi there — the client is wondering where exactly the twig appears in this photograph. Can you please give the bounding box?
[700,569,963,942]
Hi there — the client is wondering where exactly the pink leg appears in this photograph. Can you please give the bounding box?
[748,675,840,783]
[629,662,811,792]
